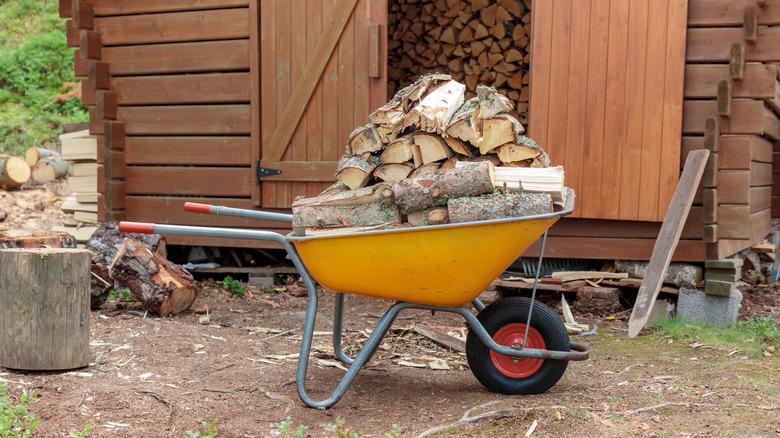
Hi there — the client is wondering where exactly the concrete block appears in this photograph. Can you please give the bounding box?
[705,268,738,283]
[248,275,274,288]
[614,260,703,287]
[647,299,673,328]
[704,279,736,297]
[705,258,743,270]
[677,288,742,327]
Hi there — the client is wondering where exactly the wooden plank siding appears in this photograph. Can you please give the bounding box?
[258,0,385,209]
[102,40,250,76]
[688,0,780,26]
[530,0,689,222]
[90,0,248,16]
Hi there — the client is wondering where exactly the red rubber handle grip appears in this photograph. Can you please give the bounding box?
[184,202,212,214]
[119,221,155,234]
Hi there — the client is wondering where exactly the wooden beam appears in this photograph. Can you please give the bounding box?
[125,137,251,165]
[70,0,94,30]
[731,42,746,80]
[744,3,758,43]
[102,40,250,76]
[684,63,778,100]
[717,80,732,117]
[79,30,101,60]
[104,121,125,151]
[704,224,718,243]
[258,161,338,182]
[628,149,710,338]
[265,0,360,162]
[73,51,88,77]
[110,73,251,105]
[96,91,117,121]
[684,100,780,140]
[704,115,720,151]
[704,188,718,224]
[91,0,249,16]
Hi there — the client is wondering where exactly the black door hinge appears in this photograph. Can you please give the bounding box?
[256,161,282,183]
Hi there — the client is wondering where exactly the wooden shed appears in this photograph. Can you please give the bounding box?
[60,0,780,263]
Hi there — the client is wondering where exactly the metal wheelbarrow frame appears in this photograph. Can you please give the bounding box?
[119,188,589,409]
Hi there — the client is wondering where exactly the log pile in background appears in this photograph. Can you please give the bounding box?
[292,75,565,235]
[388,0,531,125]
[0,156,31,190]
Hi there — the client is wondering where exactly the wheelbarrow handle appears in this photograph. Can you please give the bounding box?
[182,202,293,224]
[118,221,288,244]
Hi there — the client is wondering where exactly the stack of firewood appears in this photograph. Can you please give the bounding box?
[292,74,565,236]
[388,0,531,125]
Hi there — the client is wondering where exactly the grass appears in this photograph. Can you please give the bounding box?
[657,316,780,356]
[0,0,88,156]
[184,420,219,438]
[0,385,42,438]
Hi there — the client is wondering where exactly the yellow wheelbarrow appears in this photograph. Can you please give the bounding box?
[119,188,589,409]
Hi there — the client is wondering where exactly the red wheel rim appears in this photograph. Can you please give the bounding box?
[489,323,546,378]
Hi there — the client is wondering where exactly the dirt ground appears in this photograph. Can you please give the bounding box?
[0,285,777,438]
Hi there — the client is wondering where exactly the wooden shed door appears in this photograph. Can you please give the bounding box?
[529,0,689,221]
[257,0,387,208]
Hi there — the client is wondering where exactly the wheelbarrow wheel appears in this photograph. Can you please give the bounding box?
[466,297,570,395]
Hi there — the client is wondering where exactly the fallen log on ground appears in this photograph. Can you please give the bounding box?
[109,238,197,316]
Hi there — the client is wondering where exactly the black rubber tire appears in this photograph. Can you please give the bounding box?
[466,297,570,395]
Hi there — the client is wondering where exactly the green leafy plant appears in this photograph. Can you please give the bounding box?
[326,417,357,438]
[0,385,42,438]
[383,425,401,438]
[659,316,780,355]
[267,417,308,438]
[218,276,246,298]
[184,420,219,438]
[0,0,88,156]
[106,288,133,302]
[69,422,94,438]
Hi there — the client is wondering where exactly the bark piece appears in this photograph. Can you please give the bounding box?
[336,154,379,190]
[292,183,401,231]
[447,192,553,223]
[374,163,414,182]
[0,156,31,189]
[109,238,198,316]
[413,133,453,164]
[347,123,383,155]
[0,248,91,370]
[407,207,450,226]
[392,161,495,214]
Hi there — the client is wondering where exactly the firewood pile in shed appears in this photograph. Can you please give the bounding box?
[292,74,565,236]
[388,0,531,125]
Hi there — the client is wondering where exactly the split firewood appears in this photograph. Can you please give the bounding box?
[403,80,466,132]
[347,123,383,155]
[0,156,31,190]
[319,181,351,197]
[476,114,525,154]
[513,135,552,167]
[374,163,414,182]
[30,156,71,183]
[446,98,479,145]
[370,73,452,141]
[413,133,453,164]
[443,136,477,157]
[24,147,60,167]
[475,84,514,119]
[381,136,416,164]
[410,162,442,177]
[336,154,380,190]
[392,161,495,214]
[109,238,198,316]
[496,143,540,164]
[447,192,553,223]
[486,164,566,204]
[407,207,449,226]
[292,183,401,232]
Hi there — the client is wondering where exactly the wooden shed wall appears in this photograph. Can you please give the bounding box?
[62,0,780,261]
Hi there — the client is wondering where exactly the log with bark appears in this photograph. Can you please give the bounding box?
[109,238,198,316]
[336,154,380,190]
[291,183,401,233]
[30,156,71,183]
[0,231,77,249]
[407,206,449,226]
[392,161,495,214]
[0,156,31,190]
[86,221,167,309]
[447,192,553,223]
[24,147,60,167]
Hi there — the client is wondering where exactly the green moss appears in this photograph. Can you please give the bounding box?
[0,0,88,156]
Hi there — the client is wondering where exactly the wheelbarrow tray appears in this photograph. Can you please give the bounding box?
[289,215,558,307]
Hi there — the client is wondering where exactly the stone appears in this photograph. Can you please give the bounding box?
[705,268,738,283]
[647,299,673,328]
[705,258,743,270]
[704,279,736,297]
[614,260,702,287]
[677,288,742,327]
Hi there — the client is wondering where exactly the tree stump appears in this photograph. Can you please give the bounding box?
[0,249,91,370]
